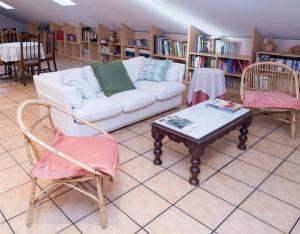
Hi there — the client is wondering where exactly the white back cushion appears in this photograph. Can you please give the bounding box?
[65,85,83,109]
[122,56,146,83]
[39,71,64,84]
[165,62,179,82]
[169,62,185,82]
[82,65,102,93]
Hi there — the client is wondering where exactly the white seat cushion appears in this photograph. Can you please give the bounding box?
[73,96,122,122]
[109,89,156,113]
[135,81,185,101]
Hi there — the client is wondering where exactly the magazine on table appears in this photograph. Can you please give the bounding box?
[206,99,242,113]
[158,115,199,131]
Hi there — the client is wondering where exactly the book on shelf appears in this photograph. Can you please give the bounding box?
[139,49,150,58]
[217,59,249,75]
[100,45,109,55]
[206,99,242,113]
[55,31,64,41]
[82,29,98,42]
[65,34,76,42]
[225,76,241,88]
[125,48,135,58]
[126,38,149,48]
[154,35,187,57]
[191,55,216,68]
[82,48,89,58]
[195,35,240,55]
[109,31,119,43]
[258,54,300,73]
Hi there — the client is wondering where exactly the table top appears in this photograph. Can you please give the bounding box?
[0,42,39,48]
[154,100,250,140]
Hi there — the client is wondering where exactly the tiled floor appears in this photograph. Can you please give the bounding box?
[0,56,300,234]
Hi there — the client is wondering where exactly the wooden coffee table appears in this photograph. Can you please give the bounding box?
[151,101,252,186]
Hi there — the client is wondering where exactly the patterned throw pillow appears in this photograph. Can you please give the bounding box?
[138,59,171,82]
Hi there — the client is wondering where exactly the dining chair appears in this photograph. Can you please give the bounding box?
[14,33,41,86]
[42,30,57,72]
[3,28,18,43]
[240,62,300,139]
[17,99,119,229]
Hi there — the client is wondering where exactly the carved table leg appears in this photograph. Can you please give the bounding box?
[188,145,204,186]
[152,130,165,165]
[238,121,250,150]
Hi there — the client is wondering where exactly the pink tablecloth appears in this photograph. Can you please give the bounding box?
[188,68,226,105]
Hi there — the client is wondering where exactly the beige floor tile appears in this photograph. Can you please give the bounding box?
[165,141,189,155]
[9,201,71,234]
[122,135,153,154]
[169,157,216,182]
[53,184,100,222]
[114,185,170,226]
[240,190,300,233]
[8,146,28,163]
[201,148,233,170]
[253,139,294,159]
[143,146,186,168]
[0,102,17,111]
[248,124,272,138]
[238,149,282,172]
[266,128,300,148]
[144,170,194,203]
[119,145,138,164]
[176,188,234,229]
[288,150,300,165]
[291,221,300,234]
[259,174,300,208]
[201,173,253,206]
[0,182,42,220]
[0,165,31,194]
[111,128,137,143]
[0,134,25,151]
[216,209,282,234]
[127,121,151,134]
[0,97,11,104]
[103,170,139,200]
[224,130,260,147]
[221,160,269,187]
[0,212,4,223]
[0,153,17,171]
[76,203,140,234]
[142,130,169,144]
[0,144,6,154]
[0,117,14,128]
[275,161,300,184]
[209,138,243,157]
[252,115,282,130]
[0,222,13,234]
[145,206,211,234]
[0,125,20,139]
[120,156,163,182]
[135,229,148,234]
[57,225,81,234]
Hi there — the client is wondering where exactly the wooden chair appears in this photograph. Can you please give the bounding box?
[17,99,119,229]
[3,28,18,43]
[42,30,57,72]
[15,33,41,86]
[240,62,300,139]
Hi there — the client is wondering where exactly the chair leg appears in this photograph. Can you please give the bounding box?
[13,63,17,82]
[95,176,107,229]
[290,111,297,140]
[47,60,51,72]
[53,59,57,71]
[22,68,26,86]
[26,177,37,228]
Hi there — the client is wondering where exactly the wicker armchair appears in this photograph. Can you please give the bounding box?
[240,62,300,139]
[17,100,119,229]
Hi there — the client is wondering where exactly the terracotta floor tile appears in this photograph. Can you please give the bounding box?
[201,148,233,170]
[76,203,140,234]
[114,185,170,226]
[120,156,163,182]
[201,173,253,206]
[127,121,151,134]
[0,222,13,234]
[253,139,294,159]
[259,174,300,208]
[145,206,211,234]
[0,102,17,111]
[288,150,300,166]
[240,190,300,233]
[118,145,138,164]
[176,188,234,230]
[275,161,300,184]
[0,153,17,171]
[0,117,14,128]
[266,127,300,148]
[221,160,269,187]
[0,213,4,223]
[0,144,6,153]
[238,149,282,172]
[122,135,153,154]
[144,170,194,203]
[111,128,137,143]
[252,115,282,130]
[216,209,282,234]
[224,130,260,147]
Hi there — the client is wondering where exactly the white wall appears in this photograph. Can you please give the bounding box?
[0,14,25,31]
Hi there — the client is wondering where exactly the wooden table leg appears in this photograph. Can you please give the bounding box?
[152,130,165,165]
[188,145,204,186]
[238,119,251,150]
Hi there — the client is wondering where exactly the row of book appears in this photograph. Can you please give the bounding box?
[225,76,241,88]
[195,35,240,55]
[126,39,149,48]
[190,55,216,68]
[154,35,187,57]
[82,28,98,42]
[217,59,249,75]
[125,48,150,58]
[258,54,300,73]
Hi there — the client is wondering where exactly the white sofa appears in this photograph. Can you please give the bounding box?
[33,57,185,136]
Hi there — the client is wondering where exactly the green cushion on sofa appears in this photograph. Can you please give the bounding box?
[91,60,135,97]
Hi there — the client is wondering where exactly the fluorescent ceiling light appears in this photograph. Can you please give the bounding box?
[53,0,77,6]
[0,1,14,9]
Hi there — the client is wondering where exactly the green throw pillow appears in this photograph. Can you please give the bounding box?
[91,60,135,97]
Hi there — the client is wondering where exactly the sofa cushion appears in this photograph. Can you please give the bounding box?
[122,56,146,83]
[65,85,83,109]
[109,89,156,113]
[91,60,136,97]
[135,81,185,100]
[73,96,122,122]
[82,65,102,93]
[138,59,171,82]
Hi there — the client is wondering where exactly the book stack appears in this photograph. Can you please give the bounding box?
[109,31,118,43]
[195,35,240,55]
[217,59,249,75]
[82,27,98,42]
[191,55,216,68]
[258,54,300,73]
[126,39,149,48]
[155,35,187,57]
[207,99,242,113]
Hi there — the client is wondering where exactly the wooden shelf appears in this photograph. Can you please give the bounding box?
[124,45,150,50]
[189,52,251,61]
[152,54,187,61]
[109,54,121,57]
[257,51,300,59]
[109,42,120,46]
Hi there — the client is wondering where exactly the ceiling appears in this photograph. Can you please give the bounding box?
[2,0,300,39]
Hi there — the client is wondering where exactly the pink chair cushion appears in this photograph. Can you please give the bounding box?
[30,130,119,179]
[244,90,300,110]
